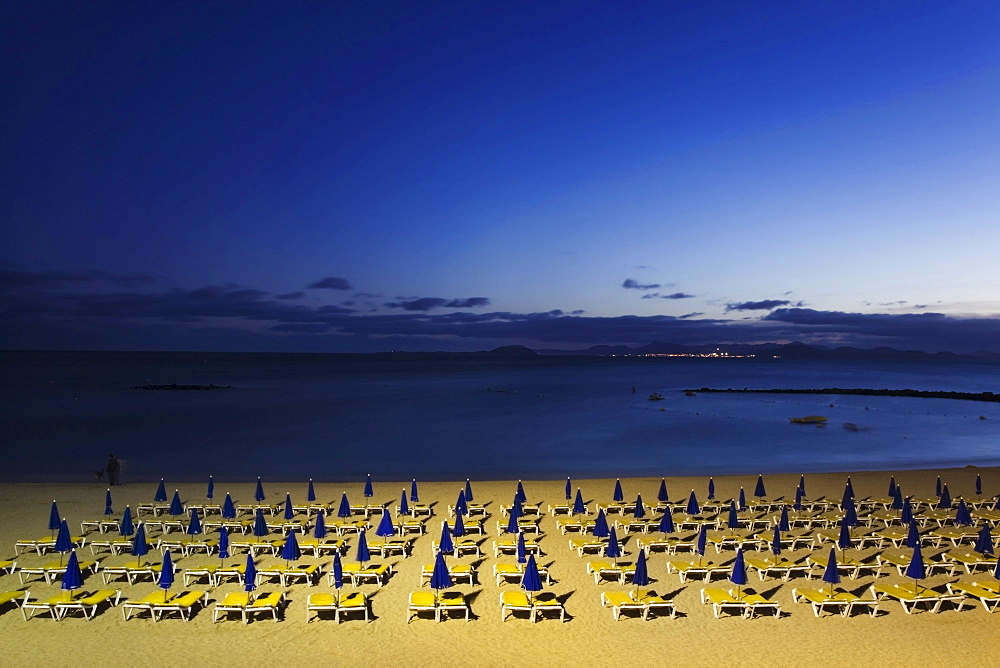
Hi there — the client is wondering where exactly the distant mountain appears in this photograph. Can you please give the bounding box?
[536,341,1000,363]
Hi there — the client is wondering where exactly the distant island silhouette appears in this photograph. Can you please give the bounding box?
[686,387,1000,403]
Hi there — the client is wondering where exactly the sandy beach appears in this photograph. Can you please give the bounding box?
[1,467,997,667]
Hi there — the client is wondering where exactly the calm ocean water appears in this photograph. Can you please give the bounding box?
[2,351,998,483]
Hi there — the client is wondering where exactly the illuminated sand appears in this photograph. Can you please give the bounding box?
[1,467,997,667]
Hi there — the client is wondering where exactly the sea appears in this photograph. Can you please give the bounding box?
[2,350,998,483]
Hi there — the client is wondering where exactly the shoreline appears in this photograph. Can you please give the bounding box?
[688,387,1000,403]
[2,466,998,666]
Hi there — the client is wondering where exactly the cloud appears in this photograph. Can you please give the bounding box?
[725,299,795,312]
[308,277,352,290]
[3,267,999,354]
[0,266,154,291]
[641,292,695,300]
[385,297,490,311]
[879,300,908,306]
[622,278,660,290]
[275,291,305,300]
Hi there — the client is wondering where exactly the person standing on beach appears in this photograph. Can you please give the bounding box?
[106,454,120,486]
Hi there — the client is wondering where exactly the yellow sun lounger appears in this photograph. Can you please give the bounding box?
[601,591,645,620]
[408,591,469,622]
[946,582,1000,612]
[421,563,475,586]
[0,590,27,614]
[665,559,730,583]
[791,587,878,617]
[744,556,810,581]
[569,538,607,557]
[340,563,392,586]
[152,591,207,621]
[493,563,551,586]
[700,587,781,619]
[123,591,176,620]
[334,592,369,623]
[870,583,967,614]
[586,561,625,584]
[212,592,249,623]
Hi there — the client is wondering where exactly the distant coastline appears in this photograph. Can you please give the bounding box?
[686,387,1000,403]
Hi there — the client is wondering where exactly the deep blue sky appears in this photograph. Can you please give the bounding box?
[3,1,999,353]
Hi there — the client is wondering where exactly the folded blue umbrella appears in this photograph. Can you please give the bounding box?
[244,553,257,593]
[707,478,715,501]
[727,500,740,530]
[455,489,468,516]
[657,511,674,534]
[430,550,453,592]
[592,508,610,538]
[159,549,174,600]
[905,543,926,584]
[61,551,83,596]
[119,506,135,537]
[504,508,519,535]
[313,510,327,539]
[307,479,316,503]
[973,524,993,556]
[935,476,942,498]
[207,476,214,500]
[754,475,766,499]
[738,488,746,512]
[730,547,749,595]
[891,486,904,510]
[843,478,854,504]
[281,529,301,563]
[410,479,419,503]
[938,484,952,509]
[658,478,669,503]
[55,519,73,563]
[255,477,265,503]
[222,493,236,519]
[218,526,230,561]
[612,479,624,503]
[565,477,572,501]
[356,529,371,565]
[572,488,586,516]
[793,486,804,511]
[452,512,466,538]
[778,505,790,532]
[838,519,853,550]
[955,499,973,526]
[520,554,543,602]
[104,489,113,516]
[154,479,167,503]
[843,498,860,527]
[632,548,649,591]
[187,508,202,536]
[633,494,645,519]
[283,493,295,521]
[132,523,149,565]
[771,525,782,556]
[331,551,344,593]
[515,481,526,504]
[822,547,840,595]
[516,531,527,564]
[49,500,61,535]
[337,493,352,519]
[888,476,897,498]
[901,497,914,524]
[975,474,983,497]
[439,522,454,554]
[252,509,268,540]
[375,510,396,541]
[398,490,410,517]
[168,490,183,517]
[604,528,622,561]
[685,491,700,516]
[695,525,707,564]
[797,475,806,497]
[363,474,374,500]
[464,478,474,503]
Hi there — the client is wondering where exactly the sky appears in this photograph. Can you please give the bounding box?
[3,1,1000,353]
